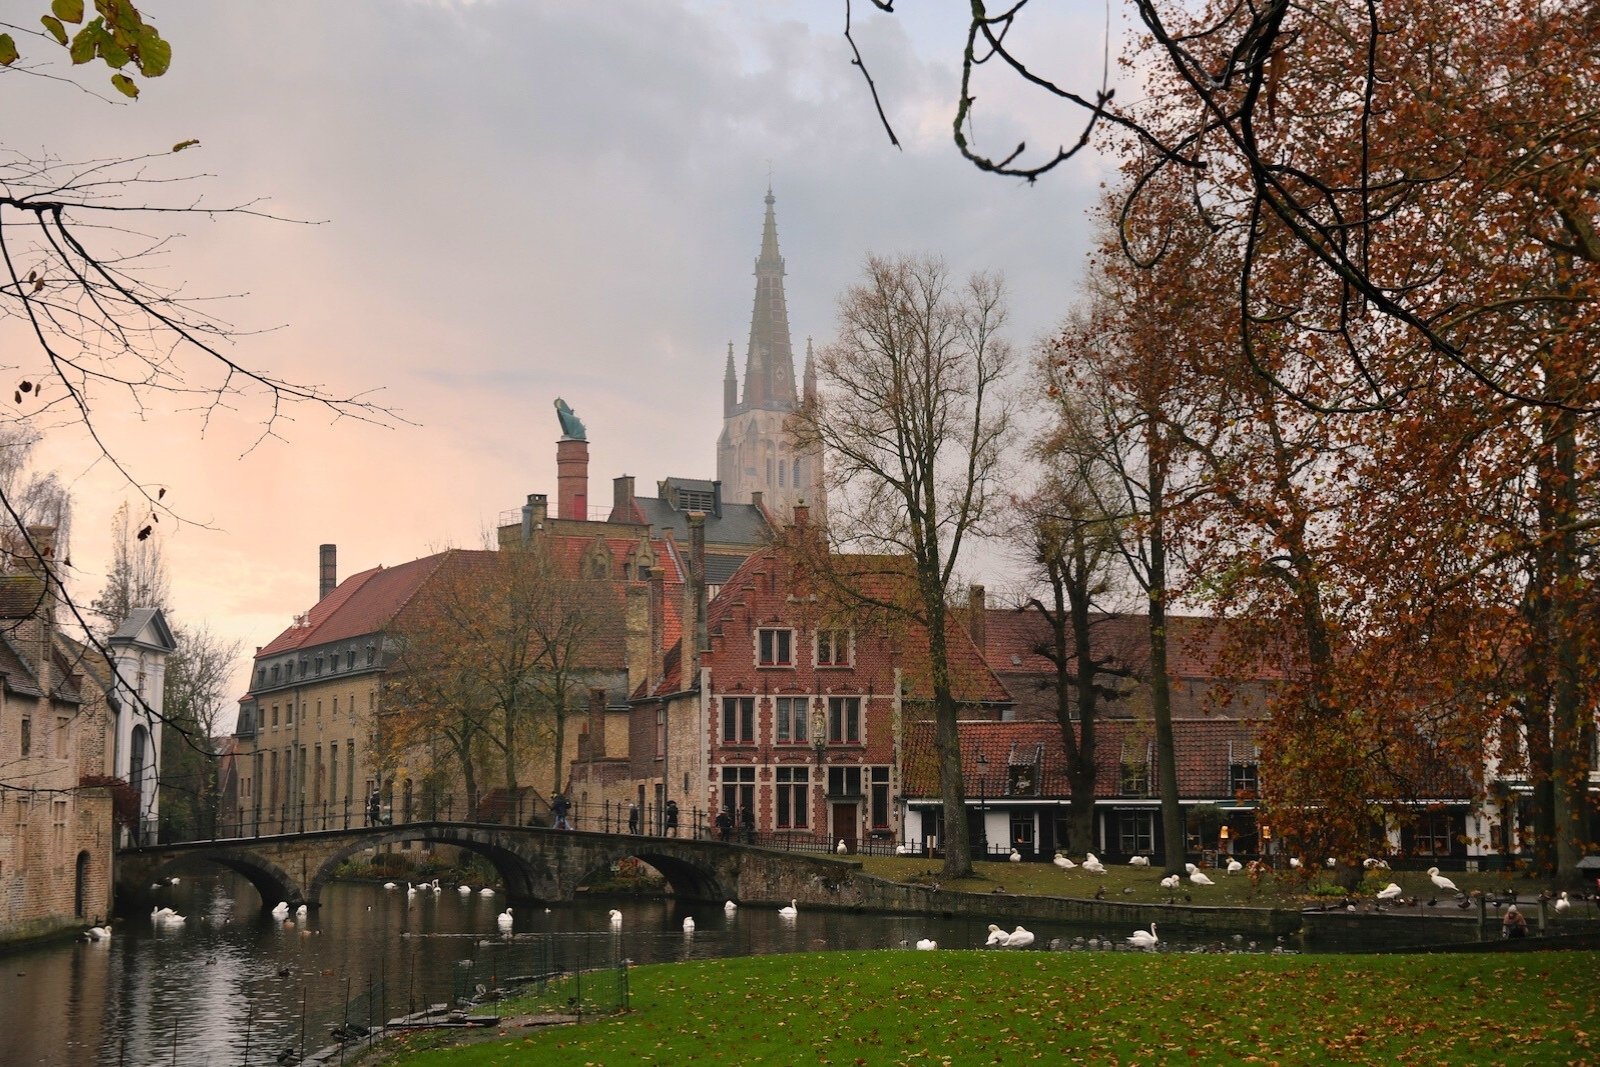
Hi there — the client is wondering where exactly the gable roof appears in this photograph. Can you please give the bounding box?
[255,553,456,657]
[109,607,177,654]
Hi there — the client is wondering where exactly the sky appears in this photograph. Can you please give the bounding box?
[2,1,1127,693]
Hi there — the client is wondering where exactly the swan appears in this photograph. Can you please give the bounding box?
[1426,867,1460,894]
[430,879,442,892]
[458,885,473,895]
[836,839,848,855]
[270,902,290,920]
[406,883,417,898]
[1226,859,1243,874]
[497,908,513,932]
[1363,857,1389,870]
[1289,858,1302,869]
[1160,874,1181,891]
[479,887,495,896]
[1127,923,1159,949]
[609,909,623,928]
[915,938,937,950]
[1326,858,1338,869]
[1555,891,1571,914]
[1052,852,1074,870]
[895,843,910,856]
[1376,883,1403,901]
[724,900,737,914]
[1190,870,1215,886]
[1082,856,1106,875]
[984,923,1008,946]
[1009,848,1022,863]
[86,925,112,941]
[1184,862,1197,874]
[1003,925,1035,948]
[682,916,696,933]
[382,881,397,890]
[295,904,308,918]
[778,900,798,919]
[1128,855,1150,866]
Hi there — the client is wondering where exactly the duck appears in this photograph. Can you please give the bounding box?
[496,908,513,932]
[836,839,848,855]
[609,909,623,928]
[778,900,799,919]
[1128,855,1150,866]
[915,938,937,950]
[1426,867,1460,894]
[1376,883,1403,902]
[724,900,738,914]
[1127,923,1159,949]
[1190,870,1215,886]
[682,916,696,933]
[1003,925,1035,948]
[270,901,290,920]
[1008,848,1022,863]
[984,923,1008,946]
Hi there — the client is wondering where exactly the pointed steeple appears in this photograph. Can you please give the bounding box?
[803,336,817,404]
[741,187,799,412]
[723,340,738,417]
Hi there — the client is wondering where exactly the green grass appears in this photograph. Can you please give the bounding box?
[374,950,1599,1065]
[848,855,1583,910]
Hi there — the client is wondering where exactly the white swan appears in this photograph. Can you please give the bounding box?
[1127,923,1159,949]
[836,839,848,854]
[86,925,112,940]
[1009,848,1022,863]
[270,901,290,920]
[895,843,910,855]
[1190,870,1215,886]
[1128,855,1150,866]
[295,904,308,918]
[1052,853,1075,870]
[382,881,397,890]
[1082,856,1106,875]
[1376,883,1403,901]
[1555,891,1571,914]
[984,923,1007,946]
[406,883,417,899]
[1003,925,1035,948]
[458,885,473,895]
[497,908,513,932]
[1160,874,1181,891]
[479,887,495,896]
[778,899,798,918]
[609,909,623,928]
[430,879,442,892]
[682,916,696,933]
[724,900,737,914]
[1289,858,1302,869]
[1185,862,1198,874]
[915,938,937,950]
[1226,859,1243,874]
[1326,857,1338,869]
[1426,867,1460,893]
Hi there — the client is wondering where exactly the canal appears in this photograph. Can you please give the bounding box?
[0,870,1447,1066]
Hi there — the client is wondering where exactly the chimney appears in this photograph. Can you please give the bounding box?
[319,544,337,601]
[968,584,987,653]
[521,493,549,544]
[557,438,589,520]
[750,490,763,514]
[649,572,666,690]
[613,475,636,520]
[626,584,651,695]
[686,512,708,666]
[792,501,809,528]
[23,525,57,693]
[587,687,607,760]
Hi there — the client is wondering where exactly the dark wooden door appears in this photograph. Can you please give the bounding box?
[832,804,857,852]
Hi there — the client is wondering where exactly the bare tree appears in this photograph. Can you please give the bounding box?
[794,252,1014,879]
[88,499,168,633]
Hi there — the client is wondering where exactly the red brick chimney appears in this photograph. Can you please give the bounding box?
[319,544,337,601]
[968,584,987,653]
[557,438,589,520]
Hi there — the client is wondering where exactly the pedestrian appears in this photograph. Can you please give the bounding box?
[627,801,640,835]
[714,808,733,842]
[551,792,573,831]
[1502,904,1528,939]
[740,804,755,844]
[664,799,679,837]
[367,789,382,827]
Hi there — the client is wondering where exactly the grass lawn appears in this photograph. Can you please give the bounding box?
[372,950,1599,1065]
[849,855,1593,911]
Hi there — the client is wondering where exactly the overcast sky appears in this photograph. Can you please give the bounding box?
[4,1,1126,688]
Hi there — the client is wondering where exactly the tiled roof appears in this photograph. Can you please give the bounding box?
[632,496,771,547]
[0,632,41,696]
[979,610,1289,682]
[901,718,1264,801]
[0,575,47,619]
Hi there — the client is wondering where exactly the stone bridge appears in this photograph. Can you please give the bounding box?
[115,823,864,914]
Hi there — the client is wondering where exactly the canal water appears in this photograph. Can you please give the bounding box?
[0,871,1446,1066]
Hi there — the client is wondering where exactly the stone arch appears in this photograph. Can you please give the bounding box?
[119,850,302,914]
[571,845,732,903]
[306,825,538,904]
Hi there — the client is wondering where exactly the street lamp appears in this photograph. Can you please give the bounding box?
[977,752,988,860]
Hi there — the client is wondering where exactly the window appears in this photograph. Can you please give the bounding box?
[870,767,890,829]
[827,696,862,744]
[257,667,265,687]
[316,699,323,721]
[776,766,809,828]
[828,766,863,797]
[1405,812,1459,857]
[286,702,294,726]
[816,629,849,667]
[1010,814,1035,850]
[655,707,666,758]
[19,718,29,757]
[366,644,375,666]
[1007,763,1038,796]
[347,650,356,669]
[1119,811,1155,854]
[271,705,279,728]
[333,696,339,716]
[757,629,793,666]
[1119,760,1149,797]
[678,488,715,512]
[53,800,67,851]
[271,665,280,684]
[315,656,323,676]
[55,717,68,758]
[346,739,356,800]
[719,765,755,821]
[1230,762,1259,795]
[330,743,339,803]
[775,697,808,744]
[721,697,755,744]
[778,459,787,488]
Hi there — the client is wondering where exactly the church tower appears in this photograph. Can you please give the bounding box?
[716,187,825,524]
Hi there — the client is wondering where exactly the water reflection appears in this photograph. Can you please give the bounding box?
[0,871,1465,1066]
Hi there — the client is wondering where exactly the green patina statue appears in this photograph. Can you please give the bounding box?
[554,397,587,441]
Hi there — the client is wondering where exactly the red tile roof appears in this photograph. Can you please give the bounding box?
[256,554,455,656]
[979,610,1288,682]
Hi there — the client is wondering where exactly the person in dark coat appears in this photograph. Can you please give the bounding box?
[740,805,756,844]
[664,799,679,837]
[551,792,573,830]
[367,789,382,827]
[715,808,733,842]
[627,802,640,835]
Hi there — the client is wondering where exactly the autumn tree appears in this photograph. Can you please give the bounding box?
[794,252,1014,878]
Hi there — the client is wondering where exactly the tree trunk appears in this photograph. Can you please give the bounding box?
[1146,450,1185,875]
[927,607,973,879]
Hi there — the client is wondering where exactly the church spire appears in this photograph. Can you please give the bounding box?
[723,340,738,417]
[741,187,799,412]
[803,336,817,404]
